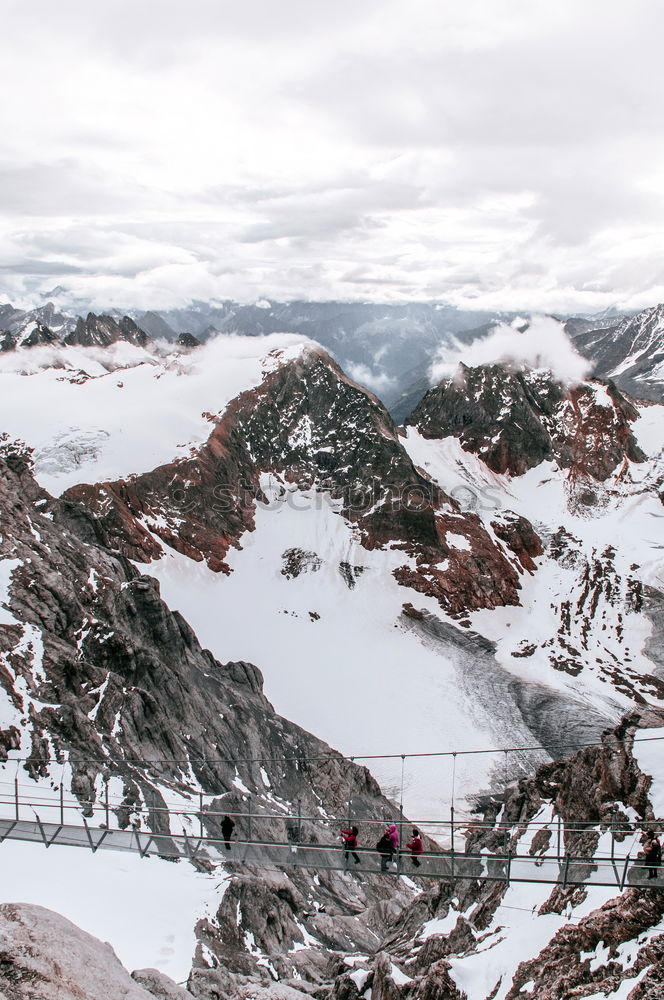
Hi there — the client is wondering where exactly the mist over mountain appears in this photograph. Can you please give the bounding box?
[6,296,661,415]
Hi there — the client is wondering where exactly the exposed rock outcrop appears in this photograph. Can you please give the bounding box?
[370,711,664,1000]
[0,903,161,1000]
[0,439,417,982]
[406,364,645,480]
[63,313,151,349]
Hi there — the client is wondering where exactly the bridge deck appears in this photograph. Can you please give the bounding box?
[1,816,660,891]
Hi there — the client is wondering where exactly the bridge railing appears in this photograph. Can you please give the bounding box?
[0,779,656,845]
[0,814,660,890]
[0,774,661,891]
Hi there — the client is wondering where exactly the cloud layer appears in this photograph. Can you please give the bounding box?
[430,317,592,385]
[2,1,664,312]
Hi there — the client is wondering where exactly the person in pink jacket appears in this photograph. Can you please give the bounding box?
[406,828,423,868]
[386,823,400,851]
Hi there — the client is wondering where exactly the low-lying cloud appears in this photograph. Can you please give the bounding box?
[429,316,592,386]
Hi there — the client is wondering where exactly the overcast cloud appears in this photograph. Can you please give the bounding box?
[1,0,664,312]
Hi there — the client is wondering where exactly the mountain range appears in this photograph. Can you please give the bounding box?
[0,298,663,999]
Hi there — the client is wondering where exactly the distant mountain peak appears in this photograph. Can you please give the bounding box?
[406,362,645,481]
[64,312,151,349]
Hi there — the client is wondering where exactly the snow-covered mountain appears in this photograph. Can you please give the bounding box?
[567,303,664,404]
[403,362,663,702]
[0,301,77,351]
[5,297,664,412]
[1,300,516,402]
[0,431,418,990]
[1,322,663,999]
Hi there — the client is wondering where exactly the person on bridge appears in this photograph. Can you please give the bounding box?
[376,823,400,871]
[341,825,361,864]
[376,831,393,871]
[643,833,661,879]
[386,823,400,852]
[406,828,423,868]
[221,815,235,851]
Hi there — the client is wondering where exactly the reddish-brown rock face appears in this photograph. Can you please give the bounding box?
[64,346,538,616]
[406,363,645,480]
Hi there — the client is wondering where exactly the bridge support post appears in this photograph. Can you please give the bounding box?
[104,780,109,828]
[562,854,571,887]
[398,755,405,857]
[620,854,631,890]
[60,783,64,826]
[14,774,19,822]
[199,792,204,838]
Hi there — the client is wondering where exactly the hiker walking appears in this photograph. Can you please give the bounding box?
[376,823,400,872]
[643,832,662,880]
[341,825,361,864]
[221,815,235,851]
[406,828,423,868]
[386,823,400,853]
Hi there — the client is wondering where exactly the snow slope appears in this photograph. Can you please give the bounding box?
[141,476,608,826]
[403,415,664,707]
[0,334,313,494]
[633,727,664,817]
[0,840,222,981]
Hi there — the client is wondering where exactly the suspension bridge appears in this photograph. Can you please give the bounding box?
[0,776,661,892]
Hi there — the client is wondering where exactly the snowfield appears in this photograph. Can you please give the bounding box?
[0,840,222,981]
[403,425,664,692]
[141,483,506,822]
[0,333,315,494]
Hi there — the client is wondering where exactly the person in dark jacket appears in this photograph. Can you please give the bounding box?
[643,833,662,879]
[376,831,392,872]
[377,823,399,871]
[341,825,361,864]
[406,828,423,868]
[221,815,235,851]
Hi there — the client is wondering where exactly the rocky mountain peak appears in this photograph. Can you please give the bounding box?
[63,344,538,616]
[406,362,645,480]
[63,313,151,349]
[569,301,664,403]
[175,331,202,349]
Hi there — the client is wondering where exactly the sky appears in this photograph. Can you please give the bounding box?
[2,0,664,313]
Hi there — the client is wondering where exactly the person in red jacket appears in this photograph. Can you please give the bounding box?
[341,825,361,864]
[406,828,423,868]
